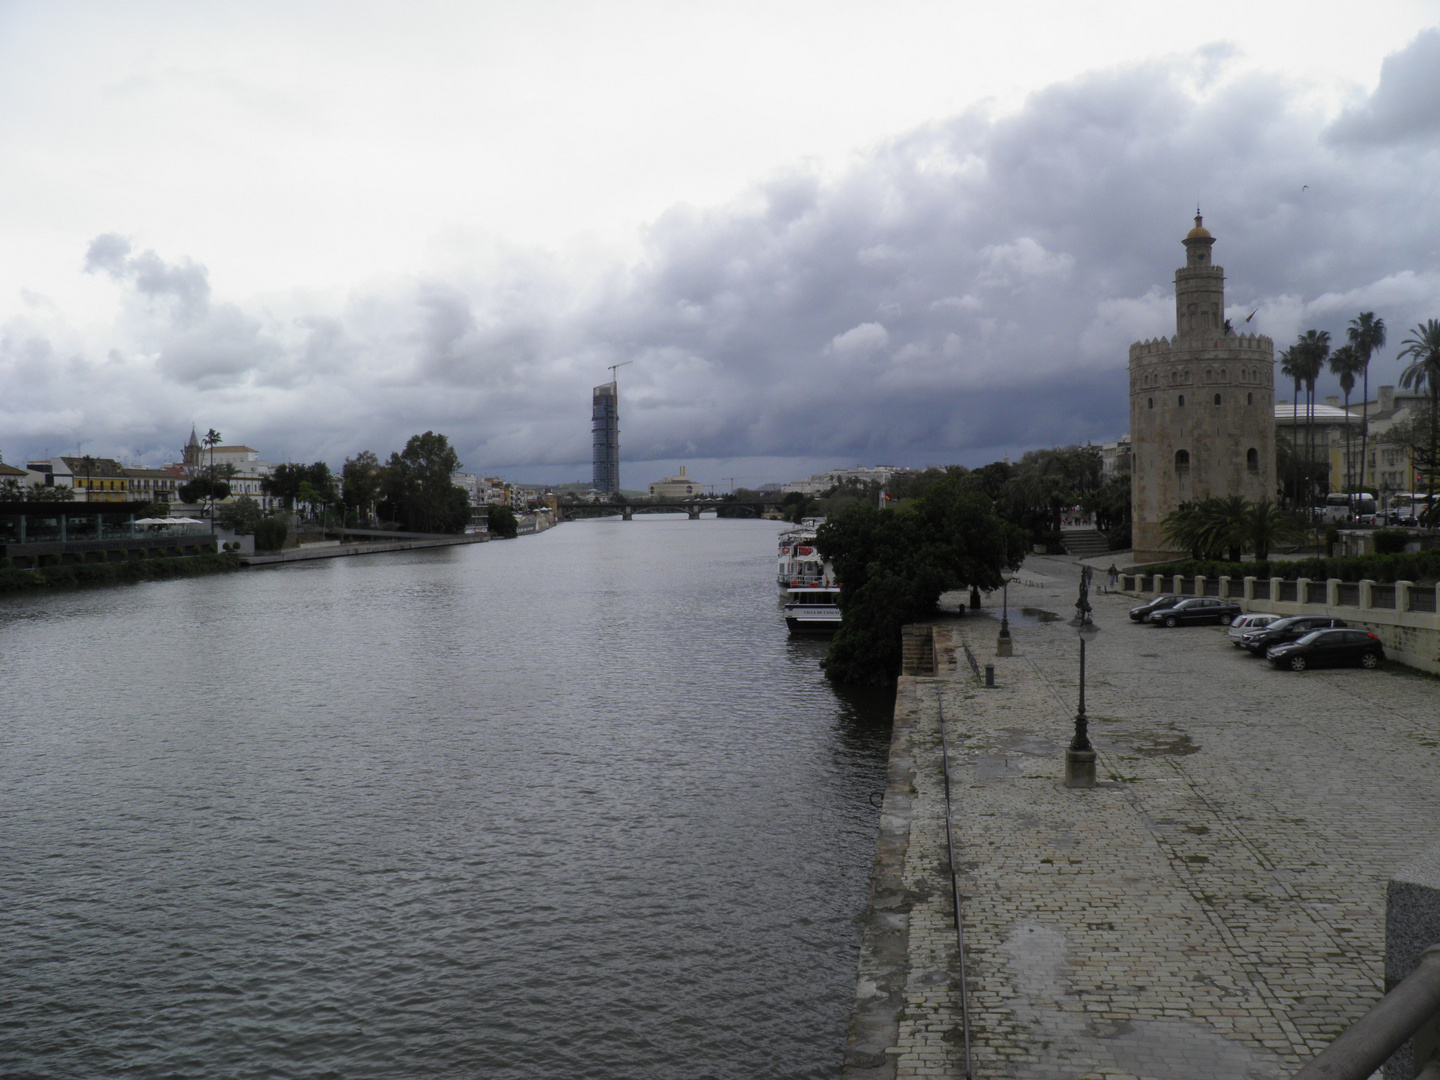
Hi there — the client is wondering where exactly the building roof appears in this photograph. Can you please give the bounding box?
[0,462,28,478]
[59,456,127,474]
[1185,214,1212,240]
[123,467,180,479]
[209,445,257,453]
[1274,404,1356,424]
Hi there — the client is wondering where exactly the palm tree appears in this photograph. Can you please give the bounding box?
[203,428,222,531]
[1278,346,1304,506]
[1327,343,1364,491]
[1295,330,1330,508]
[1347,312,1386,494]
[80,453,97,503]
[1397,319,1440,505]
[1245,498,1302,561]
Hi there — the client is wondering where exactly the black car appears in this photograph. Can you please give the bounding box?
[1146,597,1243,627]
[1129,595,1191,622]
[1241,615,1348,655]
[1267,628,1386,671]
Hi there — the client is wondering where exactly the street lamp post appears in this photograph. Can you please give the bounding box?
[1065,566,1099,789]
[996,566,1015,657]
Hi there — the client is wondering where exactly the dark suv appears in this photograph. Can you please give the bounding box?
[1129,595,1191,622]
[1241,615,1348,655]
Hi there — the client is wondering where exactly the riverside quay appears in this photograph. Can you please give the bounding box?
[846,552,1440,1080]
[0,502,217,568]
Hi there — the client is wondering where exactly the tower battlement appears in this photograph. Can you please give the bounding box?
[1129,332,1274,365]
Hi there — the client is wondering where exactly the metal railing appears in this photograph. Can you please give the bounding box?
[936,691,975,1080]
[1373,584,1397,609]
[1292,943,1440,1080]
[1337,583,1360,606]
[961,640,981,679]
[1411,587,1438,614]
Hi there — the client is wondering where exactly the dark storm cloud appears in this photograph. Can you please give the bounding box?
[84,233,212,324]
[11,35,1440,478]
[1327,28,1440,145]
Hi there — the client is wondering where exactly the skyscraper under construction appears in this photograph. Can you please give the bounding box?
[591,380,620,493]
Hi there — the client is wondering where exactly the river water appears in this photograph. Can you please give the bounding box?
[0,516,891,1079]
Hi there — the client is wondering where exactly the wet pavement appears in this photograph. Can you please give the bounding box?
[846,553,1440,1080]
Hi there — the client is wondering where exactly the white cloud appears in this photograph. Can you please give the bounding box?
[829,322,890,359]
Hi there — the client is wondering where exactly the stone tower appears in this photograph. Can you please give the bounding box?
[1129,215,1276,561]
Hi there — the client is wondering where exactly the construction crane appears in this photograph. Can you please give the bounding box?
[608,360,633,385]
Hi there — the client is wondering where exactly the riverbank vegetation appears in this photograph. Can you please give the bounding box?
[0,551,241,593]
[816,474,1029,686]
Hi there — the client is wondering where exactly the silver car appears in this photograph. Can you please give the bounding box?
[1227,613,1281,646]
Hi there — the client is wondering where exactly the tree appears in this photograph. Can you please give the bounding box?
[203,428,222,528]
[1278,346,1304,506]
[1327,343,1364,490]
[79,454,97,502]
[179,477,231,504]
[1246,498,1302,561]
[486,503,519,538]
[1398,319,1440,504]
[341,451,383,525]
[815,477,1027,686]
[1347,312,1386,495]
[1295,329,1330,505]
[378,431,470,533]
[216,496,264,535]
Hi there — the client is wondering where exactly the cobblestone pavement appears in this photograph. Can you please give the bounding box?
[855,553,1440,1080]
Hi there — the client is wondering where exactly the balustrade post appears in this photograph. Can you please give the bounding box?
[1397,580,1415,613]
[1327,578,1341,608]
[1243,575,1256,603]
[1360,579,1375,609]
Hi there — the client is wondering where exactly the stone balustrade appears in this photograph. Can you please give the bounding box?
[1119,573,1440,674]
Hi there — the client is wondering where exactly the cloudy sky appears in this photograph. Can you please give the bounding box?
[3,1,1440,488]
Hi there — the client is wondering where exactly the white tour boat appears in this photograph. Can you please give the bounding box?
[784,584,842,635]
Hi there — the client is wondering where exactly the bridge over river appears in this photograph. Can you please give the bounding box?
[555,498,786,521]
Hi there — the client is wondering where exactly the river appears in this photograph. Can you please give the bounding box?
[0,515,891,1079]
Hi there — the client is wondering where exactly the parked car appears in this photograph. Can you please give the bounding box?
[1129,595,1192,622]
[1267,629,1386,671]
[1147,597,1244,627]
[1241,615,1348,656]
[1227,613,1282,646]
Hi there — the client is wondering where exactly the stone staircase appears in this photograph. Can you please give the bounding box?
[900,625,935,676]
[1061,528,1112,559]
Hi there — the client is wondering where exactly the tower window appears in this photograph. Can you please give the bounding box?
[1213,393,1222,405]
[1247,392,1254,405]
[1148,397,1154,409]
[1175,449,1190,476]
[1247,448,1259,474]
[1178,394,1185,407]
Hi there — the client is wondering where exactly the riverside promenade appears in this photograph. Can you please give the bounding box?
[845,553,1440,1080]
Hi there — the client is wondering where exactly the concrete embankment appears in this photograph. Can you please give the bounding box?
[845,554,1440,1078]
[241,534,485,566]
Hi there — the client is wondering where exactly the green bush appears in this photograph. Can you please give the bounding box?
[1138,548,1440,584]
[1374,529,1410,555]
[253,516,289,552]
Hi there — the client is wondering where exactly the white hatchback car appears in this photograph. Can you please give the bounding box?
[1228,613,1282,646]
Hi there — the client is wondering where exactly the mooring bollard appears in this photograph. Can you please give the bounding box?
[984,664,995,687]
